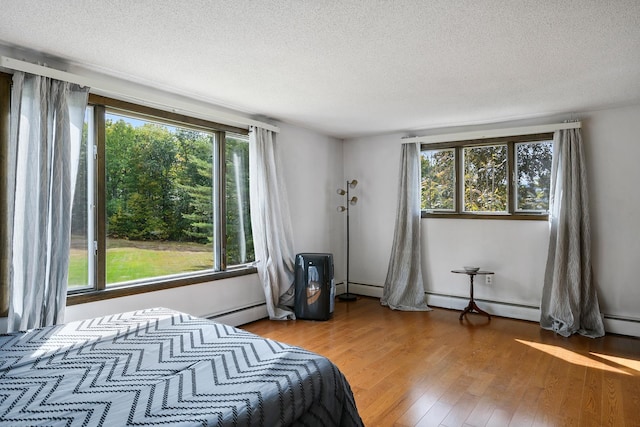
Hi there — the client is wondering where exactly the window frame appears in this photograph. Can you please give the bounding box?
[67,95,256,306]
[421,133,553,220]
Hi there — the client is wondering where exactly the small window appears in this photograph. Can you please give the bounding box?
[515,141,552,212]
[463,145,508,213]
[420,134,552,219]
[421,148,455,211]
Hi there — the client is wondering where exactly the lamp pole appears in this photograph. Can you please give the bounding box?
[338,180,357,301]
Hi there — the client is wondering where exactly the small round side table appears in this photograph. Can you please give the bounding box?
[451,270,494,320]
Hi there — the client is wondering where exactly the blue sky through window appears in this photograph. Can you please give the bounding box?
[106,112,177,132]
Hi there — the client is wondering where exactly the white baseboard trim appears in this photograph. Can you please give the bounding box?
[347,283,539,321]
[426,293,541,322]
[345,282,640,337]
[603,315,640,337]
[208,304,268,327]
[347,282,383,298]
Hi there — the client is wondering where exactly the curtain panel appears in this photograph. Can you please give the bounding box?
[7,72,89,332]
[249,127,296,320]
[540,128,604,338]
[381,142,430,311]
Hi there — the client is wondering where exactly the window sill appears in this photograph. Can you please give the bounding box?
[421,212,548,221]
[66,265,258,306]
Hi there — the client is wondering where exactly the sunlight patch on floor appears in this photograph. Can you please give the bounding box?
[515,339,630,375]
[590,352,640,374]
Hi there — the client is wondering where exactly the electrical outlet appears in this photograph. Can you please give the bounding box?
[485,275,493,285]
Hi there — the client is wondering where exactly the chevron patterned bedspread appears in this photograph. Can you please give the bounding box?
[0,307,363,426]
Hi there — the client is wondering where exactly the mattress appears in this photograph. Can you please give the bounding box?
[0,307,363,426]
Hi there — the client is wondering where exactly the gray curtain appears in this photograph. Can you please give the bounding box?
[540,128,604,338]
[381,142,431,311]
[7,72,89,332]
[249,127,296,320]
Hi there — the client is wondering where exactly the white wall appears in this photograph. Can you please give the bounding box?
[584,104,640,323]
[343,104,640,336]
[276,123,345,281]
[276,122,343,253]
[65,274,265,325]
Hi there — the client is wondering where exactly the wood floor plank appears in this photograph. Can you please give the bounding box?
[441,392,481,427]
[602,372,625,427]
[394,391,441,427]
[509,385,541,427]
[241,296,640,427]
[415,400,452,427]
[620,369,640,424]
[464,395,497,427]
[557,362,587,426]
[580,362,603,425]
[485,407,513,427]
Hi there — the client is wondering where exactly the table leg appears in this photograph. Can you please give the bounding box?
[459,274,491,320]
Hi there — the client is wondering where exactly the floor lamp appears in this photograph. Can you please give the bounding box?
[337,179,358,301]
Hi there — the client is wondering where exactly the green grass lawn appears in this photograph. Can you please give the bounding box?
[68,241,213,288]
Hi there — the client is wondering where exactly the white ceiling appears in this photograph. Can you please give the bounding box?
[1,1,640,138]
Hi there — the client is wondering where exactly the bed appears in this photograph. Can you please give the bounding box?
[0,307,363,426]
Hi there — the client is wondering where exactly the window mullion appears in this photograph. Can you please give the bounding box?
[508,142,515,214]
[212,131,226,271]
[95,105,106,291]
[455,146,462,213]
[86,106,96,289]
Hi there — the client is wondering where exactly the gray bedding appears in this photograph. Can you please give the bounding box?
[0,307,363,426]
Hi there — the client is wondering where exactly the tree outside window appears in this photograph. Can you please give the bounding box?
[68,107,253,291]
[420,135,552,218]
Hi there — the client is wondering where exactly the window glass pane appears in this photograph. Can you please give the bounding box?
[516,141,552,211]
[463,145,508,212]
[225,134,254,265]
[105,112,215,285]
[421,148,455,211]
[68,107,93,290]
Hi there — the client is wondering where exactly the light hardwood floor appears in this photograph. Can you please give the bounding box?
[242,296,640,427]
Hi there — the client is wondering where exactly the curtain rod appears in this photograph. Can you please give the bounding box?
[403,121,581,144]
[0,56,280,133]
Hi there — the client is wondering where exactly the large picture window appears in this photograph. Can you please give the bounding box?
[68,96,254,300]
[420,134,552,219]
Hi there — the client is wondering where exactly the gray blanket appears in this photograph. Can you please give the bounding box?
[0,307,363,426]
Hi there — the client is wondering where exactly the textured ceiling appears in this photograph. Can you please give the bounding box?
[1,1,640,138]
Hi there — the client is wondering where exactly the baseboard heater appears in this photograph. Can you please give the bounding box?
[346,283,640,337]
[207,303,268,327]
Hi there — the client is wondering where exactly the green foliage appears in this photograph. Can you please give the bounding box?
[102,116,254,267]
[107,122,178,240]
[174,129,214,244]
[516,142,552,211]
[420,141,551,213]
[421,149,455,210]
[463,145,508,212]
